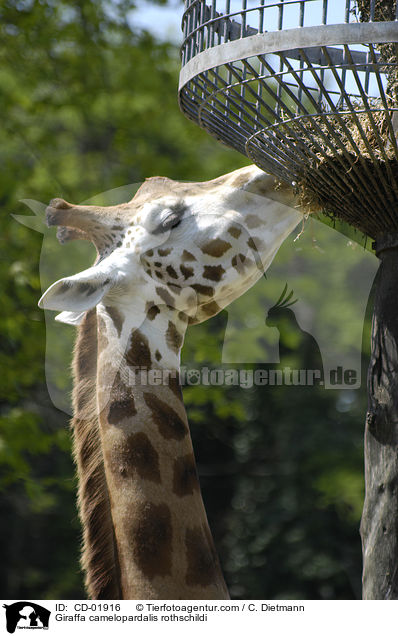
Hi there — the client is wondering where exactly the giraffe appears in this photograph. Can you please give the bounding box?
[39,165,302,599]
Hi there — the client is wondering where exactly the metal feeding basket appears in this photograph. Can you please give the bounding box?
[179,0,398,601]
[179,0,398,239]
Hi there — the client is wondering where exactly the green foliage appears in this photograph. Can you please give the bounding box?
[0,0,375,601]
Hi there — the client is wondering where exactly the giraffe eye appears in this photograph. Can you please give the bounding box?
[153,211,183,234]
[168,217,182,229]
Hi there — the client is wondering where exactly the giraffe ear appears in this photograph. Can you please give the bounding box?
[55,310,86,325]
[38,263,118,313]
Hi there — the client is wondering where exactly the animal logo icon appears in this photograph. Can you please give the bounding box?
[266,283,324,383]
[2,602,50,634]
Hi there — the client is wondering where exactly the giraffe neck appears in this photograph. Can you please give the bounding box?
[72,309,121,599]
[94,302,229,599]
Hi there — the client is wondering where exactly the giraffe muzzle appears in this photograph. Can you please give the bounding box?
[46,198,74,227]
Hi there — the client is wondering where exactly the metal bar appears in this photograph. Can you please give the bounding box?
[299,2,305,28]
[179,22,389,83]
[258,0,265,33]
[210,0,216,47]
[322,0,327,25]
[241,0,247,38]
[370,0,376,22]
[342,2,351,99]
[224,0,230,41]
[199,0,205,52]
[278,0,285,31]
[319,0,328,104]
[298,2,305,107]
[364,47,370,95]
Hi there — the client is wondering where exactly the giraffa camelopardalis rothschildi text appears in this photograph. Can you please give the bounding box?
[39,165,302,599]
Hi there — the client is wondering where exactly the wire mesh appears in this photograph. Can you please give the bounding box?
[179,0,398,238]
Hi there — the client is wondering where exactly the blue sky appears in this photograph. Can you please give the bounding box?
[129,1,183,42]
[130,0,353,43]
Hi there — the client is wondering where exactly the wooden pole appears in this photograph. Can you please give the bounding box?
[360,234,398,599]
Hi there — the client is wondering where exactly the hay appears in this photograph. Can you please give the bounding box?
[295,155,398,238]
[289,107,397,162]
[286,108,398,237]
[288,1,398,237]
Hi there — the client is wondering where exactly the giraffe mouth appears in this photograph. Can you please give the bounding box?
[46,199,85,240]
[45,198,123,253]
[56,226,88,244]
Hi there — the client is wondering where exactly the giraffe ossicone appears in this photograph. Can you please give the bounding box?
[39,165,302,600]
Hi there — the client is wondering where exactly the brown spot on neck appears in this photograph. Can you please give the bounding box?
[158,247,172,257]
[173,454,200,497]
[247,236,264,251]
[106,372,137,424]
[203,264,225,282]
[180,264,194,280]
[156,286,175,308]
[228,225,242,239]
[107,397,137,424]
[168,372,183,401]
[231,253,250,273]
[201,238,231,257]
[182,250,196,262]
[126,330,152,369]
[146,302,160,321]
[246,214,264,228]
[166,320,183,354]
[166,265,178,279]
[131,502,172,580]
[191,283,214,297]
[107,432,161,483]
[200,300,222,317]
[167,283,182,295]
[185,526,219,587]
[143,393,188,440]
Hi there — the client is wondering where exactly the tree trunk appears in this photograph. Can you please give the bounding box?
[361,235,398,599]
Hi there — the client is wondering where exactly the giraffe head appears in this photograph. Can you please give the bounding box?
[39,166,301,327]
